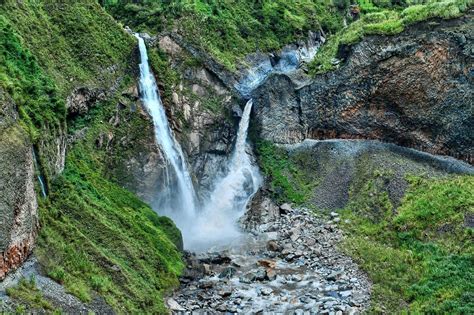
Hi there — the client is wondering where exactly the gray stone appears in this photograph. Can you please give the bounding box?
[280,203,293,213]
[260,287,273,296]
[267,240,281,252]
[218,287,233,297]
[219,267,237,279]
[166,298,185,311]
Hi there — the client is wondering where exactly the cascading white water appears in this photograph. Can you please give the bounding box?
[188,100,262,250]
[136,35,261,250]
[32,149,47,198]
[135,34,197,220]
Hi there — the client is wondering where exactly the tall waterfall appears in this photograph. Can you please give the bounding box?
[189,100,261,250]
[135,34,197,220]
[136,35,260,250]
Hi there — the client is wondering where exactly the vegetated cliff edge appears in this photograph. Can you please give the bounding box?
[1,1,184,313]
[252,13,473,164]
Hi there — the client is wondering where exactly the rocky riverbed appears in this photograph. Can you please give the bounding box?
[168,205,371,314]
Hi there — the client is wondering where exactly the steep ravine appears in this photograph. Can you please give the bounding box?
[1,3,473,314]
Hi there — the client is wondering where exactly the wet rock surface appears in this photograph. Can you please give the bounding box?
[170,206,371,314]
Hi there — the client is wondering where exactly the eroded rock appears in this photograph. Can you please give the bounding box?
[252,16,474,164]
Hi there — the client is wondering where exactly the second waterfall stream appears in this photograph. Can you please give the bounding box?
[135,34,261,250]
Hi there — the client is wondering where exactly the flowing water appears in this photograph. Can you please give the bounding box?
[32,149,47,198]
[136,35,261,250]
[235,41,322,97]
[187,100,262,250]
[136,35,197,221]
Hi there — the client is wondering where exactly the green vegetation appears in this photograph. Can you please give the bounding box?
[255,140,317,204]
[105,0,344,71]
[37,97,184,313]
[6,278,56,313]
[340,174,474,313]
[1,0,135,97]
[309,0,473,74]
[0,17,65,144]
[2,2,185,313]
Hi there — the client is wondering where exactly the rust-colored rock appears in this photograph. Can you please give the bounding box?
[0,239,34,280]
[0,91,39,280]
[253,15,473,164]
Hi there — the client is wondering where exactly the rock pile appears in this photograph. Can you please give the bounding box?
[169,205,371,314]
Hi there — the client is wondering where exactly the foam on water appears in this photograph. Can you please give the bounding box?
[136,35,261,250]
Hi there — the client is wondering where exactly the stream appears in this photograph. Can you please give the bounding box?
[135,35,371,314]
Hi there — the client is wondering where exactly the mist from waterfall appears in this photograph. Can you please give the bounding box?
[187,100,262,250]
[136,35,261,250]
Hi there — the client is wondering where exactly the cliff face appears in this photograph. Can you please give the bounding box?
[252,15,473,164]
[0,3,184,309]
[0,92,38,280]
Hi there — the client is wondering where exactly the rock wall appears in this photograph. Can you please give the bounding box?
[252,15,473,164]
[154,35,240,194]
[0,92,39,280]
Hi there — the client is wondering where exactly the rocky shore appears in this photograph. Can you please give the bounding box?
[168,205,371,314]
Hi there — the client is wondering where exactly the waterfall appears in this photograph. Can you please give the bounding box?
[188,100,262,250]
[32,149,47,198]
[136,35,261,250]
[135,34,197,220]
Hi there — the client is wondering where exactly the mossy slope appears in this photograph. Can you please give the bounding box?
[1,1,184,313]
[256,140,473,312]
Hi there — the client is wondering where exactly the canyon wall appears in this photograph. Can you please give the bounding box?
[0,92,39,280]
[252,14,473,164]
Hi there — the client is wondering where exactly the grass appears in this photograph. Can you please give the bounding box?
[37,133,184,313]
[105,0,345,71]
[0,16,65,144]
[309,0,473,74]
[340,174,474,313]
[6,278,56,313]
[255,140,317,204]
[1,1,135,98]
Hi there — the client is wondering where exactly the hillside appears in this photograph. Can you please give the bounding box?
[1,1,183,313]
[0,0,473,314]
